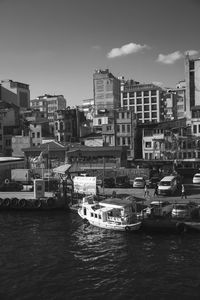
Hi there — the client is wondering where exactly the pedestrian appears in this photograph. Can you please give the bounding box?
[144,184,149,198]
[154,183,159,198]
[181,184,187,199]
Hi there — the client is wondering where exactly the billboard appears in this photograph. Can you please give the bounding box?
[73,176,97,195]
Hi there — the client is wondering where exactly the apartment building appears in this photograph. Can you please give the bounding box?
[93,69,121,113]
[185,55,200,135]
[54,108,86,143]
[121,79,165,124]
[30,94,67,134]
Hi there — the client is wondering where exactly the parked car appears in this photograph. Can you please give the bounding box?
[171,202,199,219]
[148,177,160,188]
[0,181,23,191]
[133,177,146,188]
[146,200,174,216]
[115,175,130,188]
[192,173,200,184]
[103,177,115,188]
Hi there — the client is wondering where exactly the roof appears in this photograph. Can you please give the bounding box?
[53,164,71,175]
[99,197,135,208]
[22,141,66,153]
[160,176,176,181]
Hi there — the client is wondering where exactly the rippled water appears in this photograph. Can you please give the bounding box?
[0,211,200,299]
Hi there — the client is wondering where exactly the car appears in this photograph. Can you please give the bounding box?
[115,175,130,188]
[103,177,115,188]
[0,181,23,191]
[157,175,178,196]
[148,177,160,188]
[192,173,200,184]
[133,177,146,188]
[146,200,174,216]
[171,202,199,219]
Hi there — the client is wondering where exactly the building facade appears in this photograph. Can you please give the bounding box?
[30,94,67,134]
[0,79,30,109]
[121,80,165,124]
[93,69,121,113]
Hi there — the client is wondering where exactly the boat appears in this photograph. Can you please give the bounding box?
[78,195,142,232]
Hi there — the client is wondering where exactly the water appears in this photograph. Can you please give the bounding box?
[0,211,200,300]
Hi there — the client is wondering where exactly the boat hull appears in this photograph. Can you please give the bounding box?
[78,210,141,232]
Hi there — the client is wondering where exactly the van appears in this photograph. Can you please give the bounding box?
[158,175,178,196]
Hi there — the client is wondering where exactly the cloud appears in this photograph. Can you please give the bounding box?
[156,51,183,64]
[185,49,199,56]
[107,42,149,58]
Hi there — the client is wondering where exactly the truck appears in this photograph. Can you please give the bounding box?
[11,169,33,191]
[11,169,32,183]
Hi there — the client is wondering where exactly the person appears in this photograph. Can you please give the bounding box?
[181,184,187,199]
[144,184,149,198]
[154,183,159,198]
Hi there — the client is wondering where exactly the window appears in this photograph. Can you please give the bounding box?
[137,98,142,105]
[37,132,40,138]
[145,142,151,148]
[123,99,127,106]
[144,98,149,104]
[136,91,142,97]
[128,137,131,145]
[151,90,157,96]
[144,112,150,118]
[123,92,127,98]
[91,213,94,217]
[121,112,125,119]
[137,106,142,112]
[117,125,120,132]
[32,132,35,138]
[193,125,197,134]
[122,125,125,132]
[0,134,2,141]
[152,112,157,118]
[130,99,135,105]
[117,137,120,145]
[122,137,126,145]
[129,92,134,98]
[151,97,157,103]
[151,104,157,110]
[144,91,149,96]
[137,113,142,118]
[144,105,149,111]
[127,112,130,119]
[127,124,130,132]
[98,119,102,125]
[199,125,200,133]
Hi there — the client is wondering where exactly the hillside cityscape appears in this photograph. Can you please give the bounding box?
[0,53,200,181]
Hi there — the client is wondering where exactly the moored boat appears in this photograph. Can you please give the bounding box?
[78,195,142,232]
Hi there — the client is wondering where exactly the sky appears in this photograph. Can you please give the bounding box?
[0,0,199,107]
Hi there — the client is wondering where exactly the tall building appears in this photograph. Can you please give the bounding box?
[185,55,200,135]
[121,79,165,124]
[0,79,30,109]
[93,69,121,113]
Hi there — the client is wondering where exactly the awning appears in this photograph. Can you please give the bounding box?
[53,164,71,175]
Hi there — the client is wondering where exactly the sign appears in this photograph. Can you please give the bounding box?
[34,179,45,199]
[73,176,97,195]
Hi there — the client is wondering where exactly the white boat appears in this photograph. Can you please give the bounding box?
[78,195,142,232]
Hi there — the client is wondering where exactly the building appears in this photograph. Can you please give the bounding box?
[54,107,86,143]
[30,94,67,134]
[102,108,138,158]
[121,79,165,124]
[0,101,20,156]
[93,69,121,113]
[80,98,94,120]
[30,121,50,147]
[0,79,30,109]
[185,55,200,135]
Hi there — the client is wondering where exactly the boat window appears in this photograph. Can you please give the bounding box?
[98,215,101,219]
[83,208,87,215]
[95,214,97,218]
[91,213,94,217]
